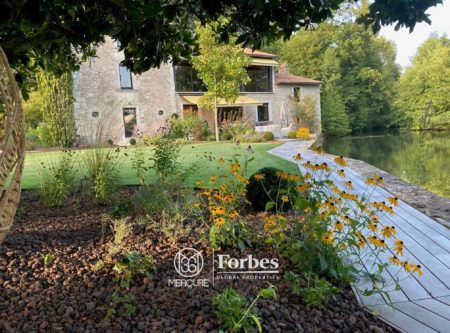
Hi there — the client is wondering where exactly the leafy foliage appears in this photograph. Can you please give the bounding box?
[213,285,276,333]
[279,21,399,134]
[38,150,77,208]
[246,167,295,212]
[113,252,156,288]
[192,21,252,141]
[393,35,450,130]
[284,271,339,307]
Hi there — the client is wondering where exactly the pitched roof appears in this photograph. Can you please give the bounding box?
[243,48,277,59]
[275,73,322,85]
[275,63,322,85]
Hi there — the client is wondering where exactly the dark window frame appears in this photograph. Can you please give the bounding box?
[241,66,273,93]
[123,107,137,138]
[119,65,133,89]
[257,103,270,123]
[173,65,205,92]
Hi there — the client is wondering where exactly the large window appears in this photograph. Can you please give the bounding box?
[123,107,137,138]
[119,65,133,89]
[174,65,205,92]
[242,66,272,92]
[257,103,270,123]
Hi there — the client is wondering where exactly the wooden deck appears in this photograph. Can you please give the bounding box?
[269,141,450,333]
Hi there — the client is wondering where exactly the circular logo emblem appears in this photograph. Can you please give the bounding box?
[174,248,203,278]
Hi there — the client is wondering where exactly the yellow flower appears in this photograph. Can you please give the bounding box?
[215,217,225,226]
[229,163,241,173]
[295,183,310,192]
[217,157,225,164]
[210,205,225,215]
[412,264,423,276]
[293,153,303,161]
[402,261,414,273]
[345,181,353,189]
[381,226,396,238]
[334,156,347,167]
[334,221,343,232]
[281,195,289,203]
[254,174,265,181]
[357,240,365,248]
[321,231,335,245]
[195,180,204,186]
[303,161,314,170]
[228,210,239,218]
[304,173,312,180]
[389,256,401,266]
[388,196,399,206]
[394,240,404,256]
[337,169,346,178]
[313,146,325,155]
[369,223,378,233]
[194,203,201,208]
[289,174,300,182]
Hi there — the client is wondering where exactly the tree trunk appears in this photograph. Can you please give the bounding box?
[214,96,220,142]
[0,47,26,244]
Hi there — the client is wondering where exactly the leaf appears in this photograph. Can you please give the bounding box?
[259,286,276,299]
[318,253,328,271]
[265,201,275,212]
[251,315,263,333]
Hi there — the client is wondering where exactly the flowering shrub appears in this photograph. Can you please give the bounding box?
[196,146,255,250]
[296,127,311,140]
[256,150,422,301]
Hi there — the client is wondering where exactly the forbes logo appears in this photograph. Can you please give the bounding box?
[217,254,279,272]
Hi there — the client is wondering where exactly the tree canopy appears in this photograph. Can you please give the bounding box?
[393,35,450,130]
[0,0,442,92]
[278,20,400,134]
[192,22,251,142]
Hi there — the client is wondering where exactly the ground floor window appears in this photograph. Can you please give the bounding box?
[218,106,243,123]
[123,107,137,138]
[183,104,199,116]
[257,103,270,123]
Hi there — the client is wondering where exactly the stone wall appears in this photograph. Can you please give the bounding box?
[73,38,178,145]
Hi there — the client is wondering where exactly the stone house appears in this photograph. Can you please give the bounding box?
[73,38,321,144]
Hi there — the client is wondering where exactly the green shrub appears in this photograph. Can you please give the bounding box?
[150,136,181,185]
[284,271,339,307]
[38,150,77,207]
[287,131,296,139]
[246,167,295,211]
[113,252,156,288]
[132,186,171,216]
[235,131,266,143]
[82,146,122,205]
[170,115,209,140]
[129,138,137,145]
[34,122,53,147]
[263,131,275,141]
[213,286,276,333]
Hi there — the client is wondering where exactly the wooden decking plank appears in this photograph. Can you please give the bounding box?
[436,296,450,306]
[395,301,450,332]
[269,143,450,332]
[413,299,450,320]
[367,304,438,333]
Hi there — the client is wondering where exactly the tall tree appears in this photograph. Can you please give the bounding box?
[192,22,251,142]
[393,35,450,130]
[279,21,399,133]
[0,0,442,94]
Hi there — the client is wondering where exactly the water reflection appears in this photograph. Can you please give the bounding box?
[323,131,450,198]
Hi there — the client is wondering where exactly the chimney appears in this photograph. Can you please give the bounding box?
[279,63,289,75]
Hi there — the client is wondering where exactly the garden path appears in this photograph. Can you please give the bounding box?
[269,140,450,333]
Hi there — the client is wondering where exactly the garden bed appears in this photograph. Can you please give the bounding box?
[0,191,398,333]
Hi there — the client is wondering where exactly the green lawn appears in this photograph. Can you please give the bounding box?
[22,142,298,189]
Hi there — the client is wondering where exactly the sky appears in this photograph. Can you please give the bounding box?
[379,0,450,69]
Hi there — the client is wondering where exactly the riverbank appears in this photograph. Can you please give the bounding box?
[310,135,450,228]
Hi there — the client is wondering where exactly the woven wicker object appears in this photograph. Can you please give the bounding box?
[0,47,25,244]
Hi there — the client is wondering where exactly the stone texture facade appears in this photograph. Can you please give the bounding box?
[73,39,321,144]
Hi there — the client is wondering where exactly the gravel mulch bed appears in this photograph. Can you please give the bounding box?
[0,191,398,333]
